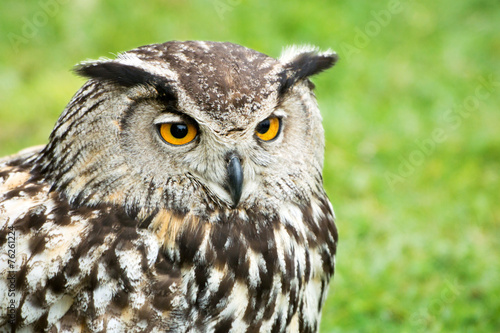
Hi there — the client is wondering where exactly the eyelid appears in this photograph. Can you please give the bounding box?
[272,110,287,119]
[256,111,286,129]
[154,113,185,125]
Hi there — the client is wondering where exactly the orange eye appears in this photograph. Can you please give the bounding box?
[158,121,198,145]
[255,117,281,141]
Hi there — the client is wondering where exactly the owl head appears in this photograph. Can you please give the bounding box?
[37,41,337,219]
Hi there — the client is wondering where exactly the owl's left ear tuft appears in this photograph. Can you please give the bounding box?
[279,45,338,93]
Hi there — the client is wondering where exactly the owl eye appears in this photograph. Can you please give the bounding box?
[158,121,198,145]
[255,117,281,141]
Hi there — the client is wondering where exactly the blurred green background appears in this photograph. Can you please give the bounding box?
[1,0,499,331]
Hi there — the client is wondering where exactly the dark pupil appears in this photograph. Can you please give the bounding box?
[256,119,270,134]
[171,123,188,138]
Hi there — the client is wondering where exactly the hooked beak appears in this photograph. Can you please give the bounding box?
[226,154,243,208]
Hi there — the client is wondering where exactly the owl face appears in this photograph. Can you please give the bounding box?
[39,41,337,216]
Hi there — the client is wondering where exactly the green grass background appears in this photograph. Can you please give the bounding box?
[0,0,499,331]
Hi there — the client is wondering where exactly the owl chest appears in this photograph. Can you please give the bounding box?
[153,216,330,332]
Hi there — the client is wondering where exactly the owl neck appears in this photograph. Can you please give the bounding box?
[145,193,337,273]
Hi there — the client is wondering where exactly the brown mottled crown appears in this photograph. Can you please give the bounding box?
[75,41,338,123]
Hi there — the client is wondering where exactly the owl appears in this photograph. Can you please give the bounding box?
[0,41,338,332]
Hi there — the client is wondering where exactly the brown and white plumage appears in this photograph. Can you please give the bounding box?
[0,41,338,332]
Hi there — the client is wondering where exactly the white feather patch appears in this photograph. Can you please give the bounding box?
[47,295,74,326]
[279,45,336,65]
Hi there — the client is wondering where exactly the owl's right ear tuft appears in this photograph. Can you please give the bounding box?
[74,61,176,99]
[75,61,155,88]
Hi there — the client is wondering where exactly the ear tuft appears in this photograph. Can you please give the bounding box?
[74,61,156,88]
[279,45,338,93]
[74,59,176,100]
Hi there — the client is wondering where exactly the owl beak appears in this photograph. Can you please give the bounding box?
[226,154,243,208]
